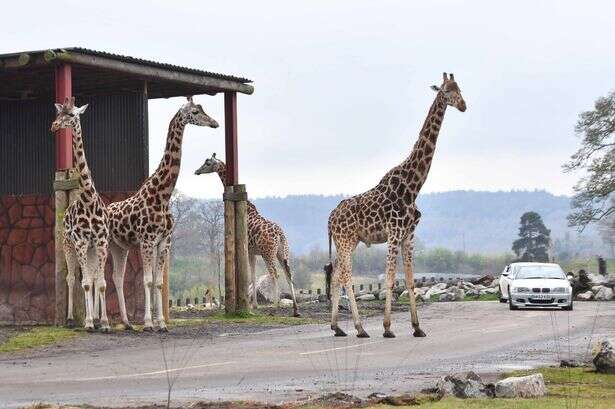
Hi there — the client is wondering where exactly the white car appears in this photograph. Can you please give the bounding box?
[499,262,573,310]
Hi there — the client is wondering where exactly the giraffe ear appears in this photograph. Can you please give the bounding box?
[75,104,88,114]
[430,85,441,92]
[187,96,194,103]
[54,103,63,113]
[212,152,216,159]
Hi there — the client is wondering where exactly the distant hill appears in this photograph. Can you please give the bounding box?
[250,190,602,255]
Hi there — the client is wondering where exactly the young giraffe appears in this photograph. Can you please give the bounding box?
[194,153,300,317]
[51,97,112,332]
[327,73,466,338]
[107,97,219,331]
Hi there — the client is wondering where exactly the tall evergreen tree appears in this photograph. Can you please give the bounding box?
[564,91,615,230]
[512,212,551,262]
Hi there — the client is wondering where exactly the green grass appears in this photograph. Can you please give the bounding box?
[169,311,323,328]
[365,367,615,409]
[0,327,81,353]
[463,292,500,301]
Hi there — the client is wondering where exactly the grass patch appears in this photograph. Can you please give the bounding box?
[169,312,323,328]
[0,327,80,353]
[464,292,499,301]
[366,367,615,408]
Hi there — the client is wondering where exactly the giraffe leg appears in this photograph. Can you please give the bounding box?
[110,240,132,330]
[75,243,94,331]
[94,242,111,333]
[345,282,369,338]
[64,241,78,328]
[383,240,400,338]
[140,244,156,331]
[329,264,346,337]
[403,236,426,337]
[278,255,300,317]
[154,236,170,332]
[249,253,257,308]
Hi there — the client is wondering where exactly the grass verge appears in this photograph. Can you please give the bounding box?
[366,367,615,409]
[170,312,323,327]
[0,327,80,353]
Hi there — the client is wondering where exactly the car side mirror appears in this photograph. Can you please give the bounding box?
[567,274,574,281]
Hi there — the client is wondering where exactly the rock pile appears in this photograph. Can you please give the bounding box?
[574,273,615,301]
[436,371,546,399]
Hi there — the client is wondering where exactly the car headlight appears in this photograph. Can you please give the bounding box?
[512,287,530,293]
[553,287,570,293]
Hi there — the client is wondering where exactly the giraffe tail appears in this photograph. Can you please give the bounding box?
[324,227,333,302]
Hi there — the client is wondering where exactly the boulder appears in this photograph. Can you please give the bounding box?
[425,286,448,299]
[494,373,547,398]
[588,273,607,285]
[483,287,499,294]
[357,293,376,301]
[474,274,495,286]
[465,289,481,297]
[592,338,615,374]
[378,289,397,301]
[439,292,455,302]
[436,371,492,399]
[279,298,294,307]
[576,290,593,301]
[248,274,276,303]
[398,290,409,299]
[594,286,614,301]
[607,273,615,288]
[439,287,465,302]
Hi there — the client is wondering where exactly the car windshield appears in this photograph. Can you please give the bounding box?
[515,265,565,280]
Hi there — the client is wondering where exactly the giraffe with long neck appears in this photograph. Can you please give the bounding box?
[108,97,219,331]
[327,73,466,338]
[195,154,300,317]
[51,97,111,332]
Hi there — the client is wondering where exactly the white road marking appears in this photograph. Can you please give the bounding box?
[299,340,386,356]
[33,361,238,383]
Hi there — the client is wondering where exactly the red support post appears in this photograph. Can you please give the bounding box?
[55,64,72,170]
[224,92,238,185]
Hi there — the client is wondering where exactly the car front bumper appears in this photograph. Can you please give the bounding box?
[510,292,572,308]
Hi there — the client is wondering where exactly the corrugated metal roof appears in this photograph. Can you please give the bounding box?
[0,47,252,84]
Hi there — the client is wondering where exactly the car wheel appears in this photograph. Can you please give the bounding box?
[562,300,573,311]
[508,290,518,310]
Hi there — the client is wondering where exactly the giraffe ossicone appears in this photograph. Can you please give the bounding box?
[195,153,301,317]
[327,72,467,338]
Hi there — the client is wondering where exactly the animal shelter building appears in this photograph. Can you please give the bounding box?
[0,48,253,324]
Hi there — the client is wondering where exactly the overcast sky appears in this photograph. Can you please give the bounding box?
[4,0,614,199]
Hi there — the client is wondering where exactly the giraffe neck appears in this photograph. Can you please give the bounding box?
[71,121,98,202]
[215,163,257,216]
[153,111,186,202]
[215,166,228,187]
[402,92,447,194]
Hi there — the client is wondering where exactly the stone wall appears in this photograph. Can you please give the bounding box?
[0,195,55,324]
[0,192,144,325]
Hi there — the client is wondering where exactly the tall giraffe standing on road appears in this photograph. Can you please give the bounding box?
[108,97,219,331]
[195,154,300,317]
[327,73,466,338]
[51,97,111,332]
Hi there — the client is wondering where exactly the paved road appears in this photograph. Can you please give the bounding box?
[1,301,614,408]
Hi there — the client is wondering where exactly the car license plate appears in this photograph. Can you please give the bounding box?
[531,294,551,300]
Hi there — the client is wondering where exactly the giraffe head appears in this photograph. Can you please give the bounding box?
[50,97,88,132]
[430,73,466,112]
[194,152,225,175]
[179,96,219,128]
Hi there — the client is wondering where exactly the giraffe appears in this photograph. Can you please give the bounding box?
[107,97,219,331]
[327,73,466,338]
[194,154,300,317]
[51,97,112,332]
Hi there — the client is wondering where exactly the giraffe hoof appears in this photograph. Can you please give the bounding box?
[124,323,135,331]
[86,326,96,333]
[142,326,154,333]
[100,326,112,334]
[357,329,370,338]
[333,327,347,337]
[93,318,101,330]
[383,330,396,338]
[65,319,75,329]
[157,326,169,333]
[413,328,427,337]
[293,312,301,318]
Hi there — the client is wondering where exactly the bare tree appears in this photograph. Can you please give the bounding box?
[196,200,225,305]
[168,189,197,262]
